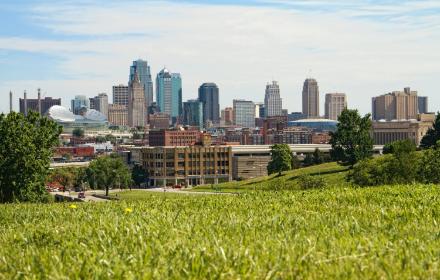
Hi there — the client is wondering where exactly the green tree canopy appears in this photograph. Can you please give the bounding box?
[86,155,132,196]
[72,128,84,138]
[0,111,62,202]
[420,113,440,149]
[267,144,293,176]
[313,148,324,165]
[330,109,373,166]
[132,164,148,187]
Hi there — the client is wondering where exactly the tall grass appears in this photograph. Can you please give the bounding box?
[1,185,440,278]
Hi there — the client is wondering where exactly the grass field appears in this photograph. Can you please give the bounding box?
[1,184,440,279]
[191,162,350,193]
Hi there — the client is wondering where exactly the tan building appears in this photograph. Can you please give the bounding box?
[302,78,320,118]
[372,87,418,121]
[108,104,128,126]
[372,114,434,145]
[128,71,146,127]
[142,145,232,187]
[232,155,270,180]
[221,107,234,126]
[325,93,347,121]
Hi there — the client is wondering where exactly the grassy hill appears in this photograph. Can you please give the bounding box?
[191,162,351,193]
[1,185,440,278]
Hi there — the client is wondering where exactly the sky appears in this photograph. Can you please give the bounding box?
[0,0,439,115]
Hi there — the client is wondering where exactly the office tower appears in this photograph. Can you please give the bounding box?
[19,92,61,116]
[418,96,429,114]
[89,98,96,110]
[264,81,282,117]
[221,107,233,125]
[130,59,154,109]
[372,87,418,121]
[198,83,220,124]
[254,102,264,118]
[233,99,255,128]
[92,93,109,117]
[325,93,347,121]
[302,78,320,118]
[113,84,129,106]
[71,95,90,115]
[183,100,204,129]
[108,104,128,126]
[156,68,182,123]
[128,71,146,127]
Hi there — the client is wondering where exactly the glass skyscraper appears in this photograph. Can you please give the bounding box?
[198,83,220,125]
[71,95,90,115]
[156,68,182,123]
[183,99,203,129]
[130,59,154,109]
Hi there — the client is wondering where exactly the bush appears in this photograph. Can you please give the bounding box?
[349,156,393,186]
[298,175,327,190]
[418,148,440,184]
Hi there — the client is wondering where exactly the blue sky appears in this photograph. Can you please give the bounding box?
[1,0,439,114]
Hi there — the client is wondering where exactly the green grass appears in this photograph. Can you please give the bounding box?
[1,185,440,278]
[191,162,350,193]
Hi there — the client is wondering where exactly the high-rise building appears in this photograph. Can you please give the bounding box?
[325,93,347,121]
[20,94,61,115]
[264,81,282,117]
[130,59,154,109]
[254,102,264,118]
[128,71,146,127]
[233,99,255,128]
[302,78,320,118]
[198,83,220,125]
[89,98,96,110]
[372,87,418,121]
[183,100,204,129]
[71,95,90,115]
[156,68,182,123]
[221,107,234,126]
[113,84,129,106]
[108,104,128,126]
[92,93,109,117]
[418,96,429,114]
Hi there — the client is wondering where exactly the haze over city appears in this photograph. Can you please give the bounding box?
[1,0,439,114]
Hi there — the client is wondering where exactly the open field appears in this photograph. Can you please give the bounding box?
[1,185,440,279]
[191,162,350,193]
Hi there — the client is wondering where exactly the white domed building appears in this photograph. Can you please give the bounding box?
[46,105,109,133]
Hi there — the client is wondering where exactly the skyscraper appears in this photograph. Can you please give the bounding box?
[19,94,61,115]
[71,95,90,115]
[302,78,320,118]
[183,100,204,129]
[264,81,282,117]
[108,104,128,126]
[93,93,109,117]
[113,84,129,106]
[418,96,429,114]
[221,107,234,126]
[130,59,154,109]
[325,93,347,121]
[128,71,146,127]
[372,87,418,121]
[198,83,220,125]
[233,99,255,128]
[156,68,182,123]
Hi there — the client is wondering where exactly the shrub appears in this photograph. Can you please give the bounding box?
[298,175,327,190]
[418,148,440,184]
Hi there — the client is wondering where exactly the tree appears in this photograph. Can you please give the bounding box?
[312,148,324,165]
[72,128,84,138]
[330,109,373,166]
[418,141,440,184]
[86,155,132,196]
[48,168,75,191]
[303,153,314,167]
[0,111,62,203]
[383,139,416,155]
[267,144,293,176]
[420,113,440,149]
[95,136,106,143]
[132,164,148,188]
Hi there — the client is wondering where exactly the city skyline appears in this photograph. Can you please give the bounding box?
[1,1,439,114]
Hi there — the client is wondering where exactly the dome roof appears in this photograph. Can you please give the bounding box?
[84,109,108,122]
[46,106,75,122]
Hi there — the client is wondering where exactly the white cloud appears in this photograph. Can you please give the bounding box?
[1,0,440,114]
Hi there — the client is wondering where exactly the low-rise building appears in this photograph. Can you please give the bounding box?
[142,145,232,187]
[148,129,201,147]
[232,155,270,180]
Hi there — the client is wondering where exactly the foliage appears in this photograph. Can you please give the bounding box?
[0,112,62,203]
[383,139,416,155]
[86,155,132,196]
[95,136,106,143]
[267,144,293,176]
[297,174,327,190]
[349,156,394,186]
[48,168,75,191]
[2,186,440,278]
[420,113,440,149]
[132,164,148,187]
[312,148,324,165]
[418,147,440,184]
[303,153,314,166]
[291,155,301,169]
[72,127,84,138]
[330,109,373,166]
